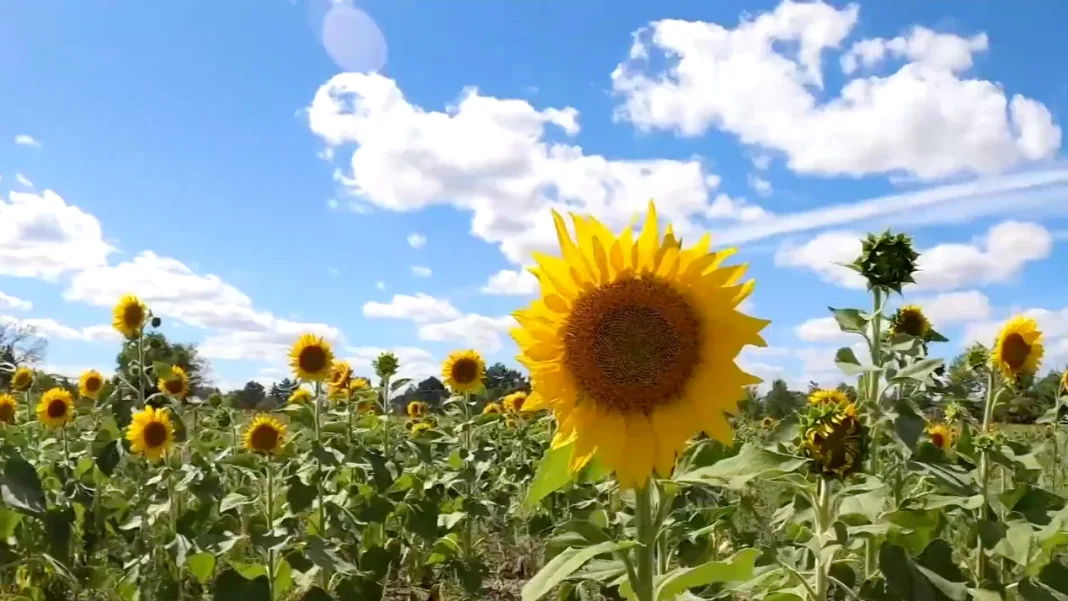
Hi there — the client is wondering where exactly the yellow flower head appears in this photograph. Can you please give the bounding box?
[406,401,428,418]
[36,388,74,429]
[288,388,312,405]
[1060,370,1068,396]
[327,360,353,400]
[126,405,175,462]
[112,295,147,339]
[511,201,769,489]
[243,414,287,456]
[502,391,528,413]
[890,305,931,338]
[482,402,503,416]
[11,367,33,392]
[350,376,371,391]
[808,388,850,407]
[926,421,955,451]
[78,370,105,401]
[157,366,189,400]
[0,394,17,425]
[802,403,865,478]
[442,350,485,394]
[991,316,1044,380]
[410,421,432,437]
[289,334,334,382]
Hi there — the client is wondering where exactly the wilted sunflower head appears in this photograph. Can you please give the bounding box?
[288,388,312,405]
[36,388,74,429]
[808,388,850,407]
[991,316,1044,380]
[442,350,485,394]
[801,403,866,479]
[482,402,503,416]
[126,405,175,461]
[926,421,955,451]
[373,352,399,379]
[410,421,432,438]
[502,391,527,413]
[848,230,920,293]
[78,370,105,401]
[0,394,17,425]
[890,305,930,338]
[11,367,33,392]
[289,334,334,382]
[243,414,287,456]
[406,401,428,418]
[157,366,189,400]
[112,295,147,339]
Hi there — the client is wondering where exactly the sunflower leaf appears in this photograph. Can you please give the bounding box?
[152,361,173,380]
[1,452,46,516]
[523,442,577,511]
[522,541,638,601]
[893,358,944,383]
[829,307,869,335]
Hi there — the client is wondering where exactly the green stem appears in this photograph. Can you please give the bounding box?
[167,454,183,599]
[976,370,997,584]
[313,381,328,589]
[864,288,884,578]
[381,375,392,463]
[633,480,656,601]
[814,477,833,601]
[461,391,474,560]
[266,461,275,599]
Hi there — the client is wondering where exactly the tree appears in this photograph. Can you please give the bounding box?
[269,378,297,404]
[737,385,762,420]
[0,322,47,388]
[484,363,530,400]
[763,379,804,419]
[115,332,211,398]
[416,376,445,392]
[229,381,267,410]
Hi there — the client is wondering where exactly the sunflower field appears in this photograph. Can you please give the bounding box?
[2,202,1068,601]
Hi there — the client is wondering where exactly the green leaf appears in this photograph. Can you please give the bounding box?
[1,453,45,516]
[830,307,868,334]
[220,492,252,513]
[214,569,271,601]
[286,476,317,514]
[94,440,121,478]
[44,507,74,564]
[880,544,967,601]
[153,361,173,380]
[655,548,760,601]
[0,508,22,541]
[893,358,944,383]
[522,541,637,601]
[674,444,807,489]
[835,347,867,376]
[523,442,577,510]
[187,552,216,584]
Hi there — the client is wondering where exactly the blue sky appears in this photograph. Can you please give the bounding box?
[1,0,1067,391]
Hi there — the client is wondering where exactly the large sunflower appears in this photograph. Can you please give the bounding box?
[991,316,1044,380]
[808,389,850,407]
[126,405,175,461]
[442,350,485,394]
[289,334,334,382]
[243,414,287,456]
[79,370,106,401]
[36,388,74,429]
[112,295,147,339]
[158,366,189,400]
[11,367,33,392]
[0,394,16,425]
[890,305,930,338]
[1061,370,1068,396]
[511,201,768,489]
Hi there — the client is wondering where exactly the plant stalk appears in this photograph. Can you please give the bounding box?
[976,369,997,584]
[633,479,656,601]
[814,476,833,601]
[266,460,275,599]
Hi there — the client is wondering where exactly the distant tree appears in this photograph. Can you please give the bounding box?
[998,370,1061,424]
[229,381,267,410]
[416,376,446,392]
[763,379,804,419]
[115,332,210,399]
[484,363,530,400]
[269,378,297,404]
[0,322,47,388]
[737,385,762,420]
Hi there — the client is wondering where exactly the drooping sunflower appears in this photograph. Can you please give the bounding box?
[410,421,432,437]
[11,367,33,392]
[801,403,865,478]
[991,316,1044,380]
[78,370,106,401]
[926,421,955,451]
[289,334,334,382]
[243,414,287,455]
[482,402,503,416]
[328,360,354,401]
[406,401,428,418]
[442,350,485,394]
[127,405,175,461]
[502,391,527,413]
[511,201,769,489]
[288,388,312,405]
[157,366,189,400]
[890,305,930,339]
[808,389,850,407]
[0,394,17,424]
[36,388,74,429]
[112,294,147,339]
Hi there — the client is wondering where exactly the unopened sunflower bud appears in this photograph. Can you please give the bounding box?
[151,317,162,328]
[965,343,989,371]
[849,230,920,294]
[373,352,399,379]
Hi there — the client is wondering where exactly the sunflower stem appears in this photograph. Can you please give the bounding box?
[166,451,184,600]
[863,287,885,579]
[265,460,275,599]
[976,369,998,584]
[633,479,656,601]
[313,381,328,589]
[813,476,833,601]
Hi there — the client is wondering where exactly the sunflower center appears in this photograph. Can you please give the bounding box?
[86,376,102,392]
[251,424,279,451]
[13,373,30,388]
[0,404,13,422]
[1001,333,1031,370]
[563,278,700,414]
[931,431,946,449]
[47,399,68,419]
[512,397,525,411]
[164,378,184,395]
[450,359,479,385]
[123,304,145,328]
[299,346,328,374]
[143,421,168,448]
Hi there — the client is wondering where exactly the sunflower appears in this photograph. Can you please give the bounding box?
[502,391,527,413]
[991,316,1044,380]
[36,388,74,429]
[328,360,354,400]
[761,416,777,429]
[1060,370,1068,396]
[0,394,16,424]
[410,421,432,437]
[926,421,955,451]
[406,401,428,418]
[78,370,106,401]
[511,202,768,489]
[890,305,930,338]
[288,388,312,405]
[801,403,865,478]
[157,366,189,400]
[289,334,334,382]
[11,367,33,392]
[126,405,175,461]
[442,350,485,394]
[482,402,503,416]
[243,414,287,455]
[350,376,371,391]
[808,389,850,407]
[112,294,147,339]
[505,417,518,430]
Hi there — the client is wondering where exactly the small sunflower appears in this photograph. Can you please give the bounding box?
[11,367,33,392]
[482,402,503,416]
[505,417,518,430]
[890,305,930,338]
[36,388,74,429]
[926,421,955,451]
[502,391,527,413]
[410,421,432,437]
[761,416,777,429]
[350,376,371,391]
[78,370,106,401]
[243,414,287,455]
[289,334,334,382]
[157,366,189,400]
[808,388,850,407]
[126,405,175,461]
[442,350,485,394]
[801,403,865,479]
[406,401,428,418]
[991,316,1044,380]
[288,388,312,405]
[0,394,16,424]
[112,294,147,339]
[328,361,354,400]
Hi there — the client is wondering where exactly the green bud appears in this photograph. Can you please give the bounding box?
[848,230,920,293]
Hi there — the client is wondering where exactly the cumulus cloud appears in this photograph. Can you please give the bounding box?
[407,233,427,249]
[0,190,113,280]
[0,292,31,312]
[411,265,432,277]
[417,314,517,352]
[910,290,992,326]
[15,173,33,188]
[363,293,461,323]
[774,231,865,289]
[795,317,856,343]
[0,315,119,343]
[14,134,41,148]
[481,268,539,296]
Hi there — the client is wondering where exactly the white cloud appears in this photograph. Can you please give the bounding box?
[795,316,856,343]
[375,281,386,290]
[0,190,113,280]
[15,173,33,188]
[417,313,517,352]
[197,319,340,362]
[411,265,432,277]
[910,290,992,326]
[748,175,772,197]
[612,2,1061,180]
[14,135,41,148]
[362,293,461,323]
[840,27,988,75]
[774,230,865,289]
[913,221,1052,291]
[407,233,427,249]
[0,292,31,311]
[0,315,119,343]
[481,268,539,295]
